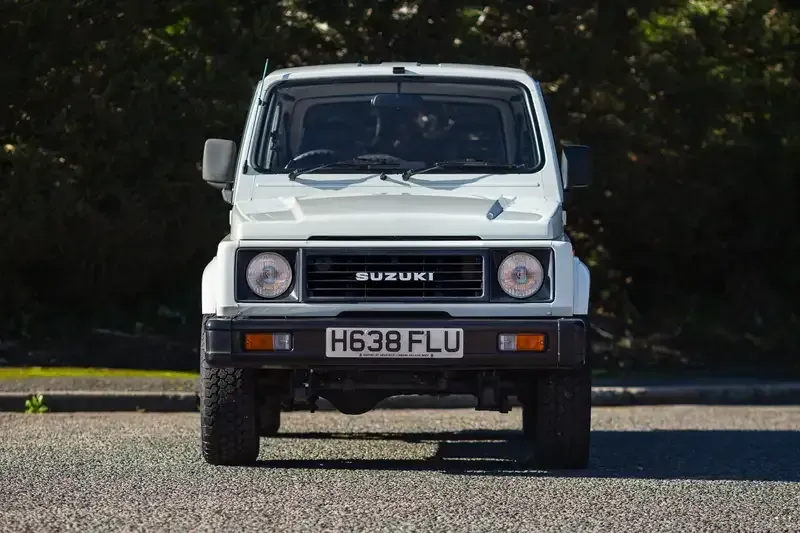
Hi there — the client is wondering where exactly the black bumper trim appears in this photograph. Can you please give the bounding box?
[204,316,587,370]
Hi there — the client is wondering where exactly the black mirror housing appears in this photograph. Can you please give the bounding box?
[560,144,591,189]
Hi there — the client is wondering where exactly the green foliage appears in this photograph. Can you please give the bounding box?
[1,0,799,371]
[24,394,49,414]
[0,366,198,380]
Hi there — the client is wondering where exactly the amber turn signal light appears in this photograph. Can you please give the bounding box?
[244,333,292,351]
[498,333,546,352]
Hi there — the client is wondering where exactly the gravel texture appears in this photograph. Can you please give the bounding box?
[1,406,799,532]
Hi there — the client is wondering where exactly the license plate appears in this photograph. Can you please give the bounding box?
[325,328,464,358]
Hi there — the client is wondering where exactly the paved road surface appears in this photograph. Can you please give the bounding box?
[1,406,799,532]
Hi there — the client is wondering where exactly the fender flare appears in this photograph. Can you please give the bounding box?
[573,257,591,316]
[201,257,218,315]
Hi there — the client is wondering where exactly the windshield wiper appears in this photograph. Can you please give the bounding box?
[401,159,525,181]
[288,156,405,180]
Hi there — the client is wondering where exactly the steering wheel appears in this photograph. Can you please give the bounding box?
[284,149,338,169]
[353,153,407,164]
[285,151,409,170]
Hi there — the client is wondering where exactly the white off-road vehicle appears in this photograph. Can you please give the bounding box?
[199,62,592,468]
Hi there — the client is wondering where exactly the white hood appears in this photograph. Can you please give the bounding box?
[231,173,564,240]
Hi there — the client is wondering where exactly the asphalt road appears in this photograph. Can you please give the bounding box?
[1,407,799,532]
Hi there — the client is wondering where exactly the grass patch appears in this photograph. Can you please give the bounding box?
[0,366,199,380]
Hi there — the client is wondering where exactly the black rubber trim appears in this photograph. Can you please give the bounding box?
[204,316,587,370]
[488,248,554,303]
[235,248,300,303]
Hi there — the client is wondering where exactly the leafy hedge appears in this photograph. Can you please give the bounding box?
[2,1,799,372]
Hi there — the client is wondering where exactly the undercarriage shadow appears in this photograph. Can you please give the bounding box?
[257,429,800,481]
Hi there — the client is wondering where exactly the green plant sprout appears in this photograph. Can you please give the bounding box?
[25,394,49,414]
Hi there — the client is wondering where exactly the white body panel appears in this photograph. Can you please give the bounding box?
[573,257,591,316]
[201,63,591,319]
[230,183,563,240]
[207,239,583,318]
[201,257,218,315]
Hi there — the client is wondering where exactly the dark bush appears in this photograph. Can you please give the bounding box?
[1,1,798,374]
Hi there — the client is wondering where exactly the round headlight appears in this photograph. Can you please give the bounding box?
[497,252,545,299]
[245,252,293,299]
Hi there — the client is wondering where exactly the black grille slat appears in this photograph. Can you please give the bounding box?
[307,277,482,282]
[307,236,482,241]
[311,269,483,276]
[309,286,478,290]
[311,263,481,267]
[304,252,485,301]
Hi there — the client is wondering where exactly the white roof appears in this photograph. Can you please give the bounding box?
[262,62,536,84]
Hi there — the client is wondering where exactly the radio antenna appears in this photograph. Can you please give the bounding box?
[258,58,270,104]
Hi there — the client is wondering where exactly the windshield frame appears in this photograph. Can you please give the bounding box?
[248,75,546,175]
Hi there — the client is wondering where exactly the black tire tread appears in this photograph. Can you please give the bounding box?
[521,400,537,439]
[532,368,591,469]
[258,393,282,437]
[200,314,260,465]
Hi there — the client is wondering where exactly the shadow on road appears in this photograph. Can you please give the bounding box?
[260,429,800,481]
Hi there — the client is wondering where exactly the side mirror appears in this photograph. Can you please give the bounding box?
[202,138,237,190]
[560,144,591,189]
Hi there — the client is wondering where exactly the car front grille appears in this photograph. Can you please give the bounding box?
[304,251,485,301]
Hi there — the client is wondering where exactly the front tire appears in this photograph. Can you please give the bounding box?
[528,368,591,469]
[199,315,260,465]
[258,391,282,437]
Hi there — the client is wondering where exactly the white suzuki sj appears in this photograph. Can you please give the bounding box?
[199,62,592,468]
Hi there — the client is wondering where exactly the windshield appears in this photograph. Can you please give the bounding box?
[252,78,542,174]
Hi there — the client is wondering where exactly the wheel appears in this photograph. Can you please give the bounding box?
[199,314,260,465]
[258,391,281,437]
[516,374,537,439]
[529,368,591,469]
[521,395,537,439]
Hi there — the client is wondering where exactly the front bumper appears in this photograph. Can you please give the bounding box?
[204,316,588,369]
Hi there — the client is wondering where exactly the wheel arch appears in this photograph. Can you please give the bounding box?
[572,256,591,316]
[201,257,219,315]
